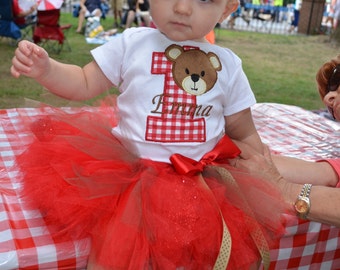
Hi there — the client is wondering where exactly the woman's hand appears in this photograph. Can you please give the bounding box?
[231,141,289,195]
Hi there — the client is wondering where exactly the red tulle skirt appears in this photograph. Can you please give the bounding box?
[14,99,286,270]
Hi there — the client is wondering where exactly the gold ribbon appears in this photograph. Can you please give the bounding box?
[213,214,232,270]
[211,166,270,270]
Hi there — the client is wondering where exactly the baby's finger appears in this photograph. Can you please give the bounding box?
[32,45,48,60]
[10,65,21,78]
[17,40,35,55]
[11,55,33,76]
[13,46,34,68]
[16,41,47,64]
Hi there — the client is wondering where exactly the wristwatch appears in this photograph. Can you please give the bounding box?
[294,184,312,219]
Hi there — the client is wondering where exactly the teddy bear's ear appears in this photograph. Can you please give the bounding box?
[165,44,184,62]
[208,52,222,71]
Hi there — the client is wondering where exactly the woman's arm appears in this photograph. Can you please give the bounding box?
[272,155,339,186]
[234,142,340,227]
[284,181,340,227]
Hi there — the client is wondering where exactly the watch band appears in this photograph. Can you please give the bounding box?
[294,184,312,219]
[299,183,312,198]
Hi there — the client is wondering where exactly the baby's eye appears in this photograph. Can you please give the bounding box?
[199,0,212,3]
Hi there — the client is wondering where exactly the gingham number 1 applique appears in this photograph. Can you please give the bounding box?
[146,45,222,143]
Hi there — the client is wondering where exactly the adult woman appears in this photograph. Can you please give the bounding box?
[233,55,340,227]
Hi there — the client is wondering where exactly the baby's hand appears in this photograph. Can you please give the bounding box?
[11,40,49,79]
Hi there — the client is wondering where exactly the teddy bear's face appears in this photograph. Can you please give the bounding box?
[165,45,222,96]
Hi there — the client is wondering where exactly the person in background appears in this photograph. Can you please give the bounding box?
[325,0,335,29]
[76,0,102,33]
[288,0,301,33]
[112,0,123,27]
[12,0,37,26]
[124,0,150,28]
[227,0,250,29]
[333,0,340,28]
[227,6,242,29]
[233,55,340,227]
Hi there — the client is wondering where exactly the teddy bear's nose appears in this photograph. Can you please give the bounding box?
[191,74,200,82]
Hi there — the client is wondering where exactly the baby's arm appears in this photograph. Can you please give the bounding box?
[11,40,113,101]
[224,108,263,154]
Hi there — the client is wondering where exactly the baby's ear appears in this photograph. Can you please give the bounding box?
[219,1,239,23]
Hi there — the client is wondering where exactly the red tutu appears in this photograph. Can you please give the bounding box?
[14,98,287,270]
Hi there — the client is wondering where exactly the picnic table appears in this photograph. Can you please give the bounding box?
[0,103,339,269]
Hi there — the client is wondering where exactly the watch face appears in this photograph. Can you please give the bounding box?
[295,200,308,213]
[295,198,309,214]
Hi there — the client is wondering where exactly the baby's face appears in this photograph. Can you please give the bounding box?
[149,0,238,42]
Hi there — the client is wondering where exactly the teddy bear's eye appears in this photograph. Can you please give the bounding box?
[185,68,190,75]
[201,71,205,77]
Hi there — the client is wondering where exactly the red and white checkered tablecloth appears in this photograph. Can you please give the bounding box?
[0,107,90,270]
[252,103,340,270]
[0,103,339,269]
[252,103,339,161]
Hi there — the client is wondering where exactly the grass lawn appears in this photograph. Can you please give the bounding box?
[0,12,338,110]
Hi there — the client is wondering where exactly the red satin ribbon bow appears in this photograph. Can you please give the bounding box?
[170,136,241,175]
